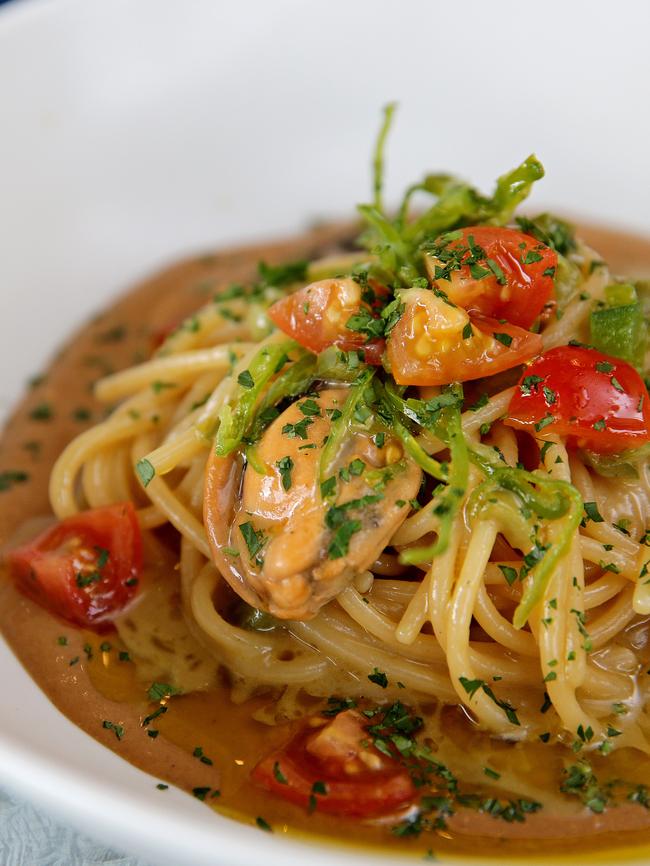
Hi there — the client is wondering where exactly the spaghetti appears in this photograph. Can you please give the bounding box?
[45,226,650,749]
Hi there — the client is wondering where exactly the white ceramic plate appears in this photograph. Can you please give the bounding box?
[1,0,649,863]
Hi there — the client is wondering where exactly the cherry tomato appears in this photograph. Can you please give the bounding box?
[424,226,557,329]
[252,709,415,818]
[505,346,650,453]
[267,278,386,364]
[7,503,142,628]
[150,318,181,350]
[386,288,542,386]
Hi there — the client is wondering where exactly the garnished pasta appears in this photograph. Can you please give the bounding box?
[7,107,650,837]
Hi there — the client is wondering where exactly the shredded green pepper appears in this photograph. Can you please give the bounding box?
[590,284,646,370]
[246,351,317,443]
[582,442,650,479]
[215,340,297,456]
[404,154,544,245]
[469,463,583,629]
[375,382,448,482]
[316,346,369,383]
[319,369,375,484]
[356,107,546,292]
[245,444,272,476]
[373,102,396,213]
[399,403,468,564]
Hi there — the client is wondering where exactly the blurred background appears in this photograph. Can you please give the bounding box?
[1,0,649,413]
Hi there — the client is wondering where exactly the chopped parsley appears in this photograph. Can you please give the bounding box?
[136,458,155,487]
[498,565,519,586]
[320,476,337,498]
[571,608,593,652]
[276,456,294,490]
[142,705,168,727]
[193,746,214,766]
[368,668,389,688]
[458,677,520,726]
[102,720,125,741]
[72,407,92,422]
[96,324,126,343]
[520,375,544,396]
[0,470,29,492]
[493,332,513,348]
[255,816,273,832]
[273,761,288,785]
[610,375,624,393]
[239,521,266,565]
[322,697,357,717]
[469,393,489,412]
[237,370,255,389]
[542,385,557,406]
[561,761,609,813]
[29,403,53,421]
[583,501,604,523]
[147,682,181,701]
[534,413,555,432]
[325,494,382,559]
[151,380,176,394]
[282,417,313,440]
[298,398,321,417]
[257,259,308,287]
[328,520,361,559]
[345,308,385,340]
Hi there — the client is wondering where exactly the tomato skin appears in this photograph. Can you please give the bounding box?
[267,278,386,364]
[386,288,542,386]
[252,710,415,818]
[505,346,650,453]
[425,226,557,329]
[7,503,142,628]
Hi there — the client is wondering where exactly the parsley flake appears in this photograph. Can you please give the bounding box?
[237,370,255,389]
[368,668,388,688]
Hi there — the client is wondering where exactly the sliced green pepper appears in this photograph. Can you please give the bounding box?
[590,292,646,370]
[214,340,297,456]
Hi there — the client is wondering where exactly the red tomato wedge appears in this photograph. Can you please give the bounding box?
[386,288,542,386]
[505,346,650,453]
[7,502,142,628]
[252,710,415,818]
[424,226,557,329]
[267,277,386,364]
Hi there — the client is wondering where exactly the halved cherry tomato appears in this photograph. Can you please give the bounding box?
[424,226,557,329]
[505,346,650,453]
[151,317,182,350]
[7,502,142,628]
[267,278,386,364]
[252,709,415,818]
[386,288,542,386]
